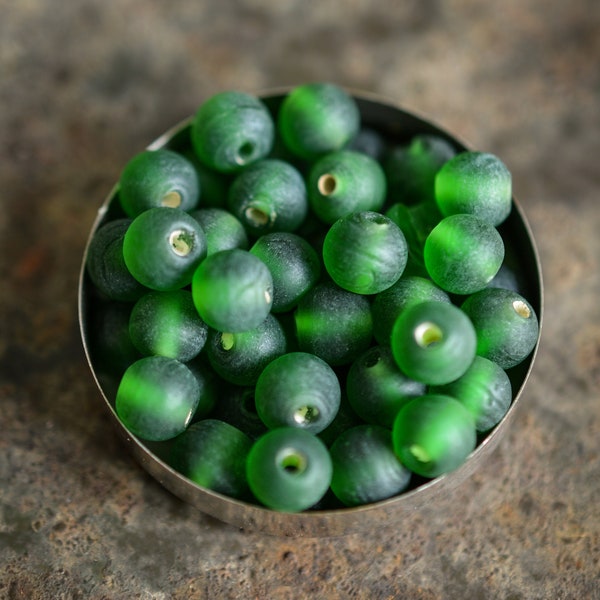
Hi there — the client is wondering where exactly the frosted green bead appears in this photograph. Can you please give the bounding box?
[424,214,504,295]
[189,207,248,255]
[322,211,408,295]
[278,82,360,160]
[435,151,512,226]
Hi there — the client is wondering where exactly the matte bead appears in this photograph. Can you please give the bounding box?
[189,207,248,255]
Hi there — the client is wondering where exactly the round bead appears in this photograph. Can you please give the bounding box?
[191,91,274,173]
[307,150,387,224]
[346,345,426,428]
[189,207,248,255]
[371,275,450,346]
[431,356,512,432]
[250,232,321,313]
[206,313,287,386]
[392,394,476,478]
[391,300,477,385]
[86,218,148,302]
[115,356,200,441]
[255,352,341,435]
[122,207,207,291]
[228,159,307,235]
[322,211,408,295]
[191,248,273,333]
[210,384,268,441]
[330,425,412,507]
[294,282,373,366]
[461,287,539,369]
[168,419,252,499]
[278,82,360,160]
[246,427,333,512]
[423,214,505,295]
[129,289,209,362]
[118,149,200,217]
[435,151,512,226]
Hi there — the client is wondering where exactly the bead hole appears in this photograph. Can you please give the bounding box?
[220,333,235,351]
[318,174,337,196]
[278,449,307,475]
[293,405,320,425]
[512,300,531,319]
[409,444,431,464]
[244,206,270,227]
[169,229,194,256]
[414,322,443,348]
[236,141,255,165]
[161,190,182,208]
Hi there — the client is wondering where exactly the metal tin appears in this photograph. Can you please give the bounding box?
[78,92,543,537]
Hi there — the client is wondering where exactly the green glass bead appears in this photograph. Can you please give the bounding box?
[182,149,231,209]
[294,282,373,366]
[86,218,148,302]
[189,207,248,255]
[168,419,252,499]
[423,214,505,295]
[122,207,207,291]
[191,90,274,173]
[391,300,477,385]
[206,313,287,386]
[371,275,451,346]
[346,126,387,161]
[384,134,456,205]
[322,211,408,295]
[118,149,200,217]
[250,232,321,313]
[430,355,512,432]
[278,82,360,161]
[317,396,363,448]
[330,425,412,507]
[228,159,307,235]
[210,384,268,440]
[460,287,539,369]
[184,359,219,421]
[347,345,426,429]
[246,427,333,512]
[115,355,200,441]
[191,248,273,333]
[393,393,476,478]
[435,151,512,226]
[255,352,341,434]
[129,289,209,362]
[307,150,387,224]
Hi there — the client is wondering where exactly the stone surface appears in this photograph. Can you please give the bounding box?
[1,1,599,598]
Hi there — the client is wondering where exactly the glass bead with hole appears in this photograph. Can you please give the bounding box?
[191,248,273,333]
[122,207,207,291]
[391,300,477,385]
[191,91,274,173]
[255,351,341,435]
[118,149,200,217]
[246,427,333,512]
[189,207,248,255]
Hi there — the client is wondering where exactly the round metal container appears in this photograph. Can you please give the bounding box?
[78,92,543,537]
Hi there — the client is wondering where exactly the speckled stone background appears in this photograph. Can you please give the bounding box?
[1,1,599,598]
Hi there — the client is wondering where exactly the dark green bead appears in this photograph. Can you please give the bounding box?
[345,126,387,161]
[250,232,321,312]
[118,149,200,217]
[129,289,209,362]
[317,396,363,448]
[384,134,456,205]
[246,427,333,512]
[461,287,539,369]
[392,393,476,478]
[371,275,451,346]
[191,91,274,173]
[206,313,287,386]
[322,211,408,295]
[330,425,412,507]
[255,352,341,434]
[210,384,268,441]
[184,359,219,421]
[435,151,512,226]
[189,207,248,255]
[347,345,426,429]
[294,282,373,366]
[115,356,200,441]
[227,159,307,235]
[391,300,477,385]
[307,150,387,224]
[278,82,360,161]
[182,149,231,209]
[122,207,207,291]
[168,419,252,499]
[191,248,273,333]
[423,214,505,295]
[430,355,512,432]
